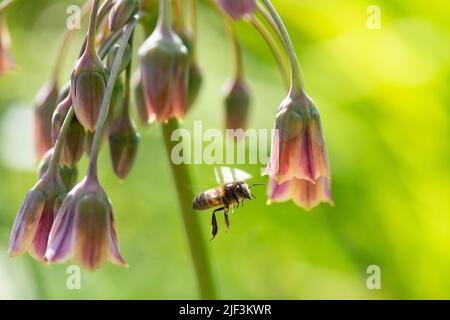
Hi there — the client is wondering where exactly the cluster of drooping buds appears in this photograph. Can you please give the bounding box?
[4,0,333,270]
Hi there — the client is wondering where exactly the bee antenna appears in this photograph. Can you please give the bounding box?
[249,183,265,189]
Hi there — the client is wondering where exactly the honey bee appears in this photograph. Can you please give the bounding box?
[192,167,263,240]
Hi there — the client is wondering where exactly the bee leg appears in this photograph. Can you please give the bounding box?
[211,207,224,241]
[241,200,245,207]
[251,193,256,199]
[224,209,231,231]
[233,194,240,209]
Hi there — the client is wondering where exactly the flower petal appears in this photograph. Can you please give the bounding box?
[9,189,46,257]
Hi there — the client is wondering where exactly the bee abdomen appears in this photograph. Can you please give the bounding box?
[192,191,221,211]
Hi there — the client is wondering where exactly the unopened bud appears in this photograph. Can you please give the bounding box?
[223,78,251,131]
[107,43,132,75]
[132,70,149,124]
[109,0,137,32]
[108,113,139,179]
[71,50,107,131]
[52,99,85,168]
[34,80,59,158]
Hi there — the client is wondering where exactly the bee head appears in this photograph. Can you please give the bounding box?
[235,182,252,200]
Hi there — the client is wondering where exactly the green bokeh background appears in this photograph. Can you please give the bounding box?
[0,0,449,299]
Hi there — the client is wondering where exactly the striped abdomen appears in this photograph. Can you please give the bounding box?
[192,188,223,211]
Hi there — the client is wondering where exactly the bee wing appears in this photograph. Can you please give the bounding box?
[215,166,252,184]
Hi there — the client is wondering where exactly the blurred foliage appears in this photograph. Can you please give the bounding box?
[0,0,449,299]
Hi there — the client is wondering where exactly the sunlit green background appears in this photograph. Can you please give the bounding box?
[0,0,449,299]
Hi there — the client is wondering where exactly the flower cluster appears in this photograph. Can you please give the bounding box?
[3,0,333,270]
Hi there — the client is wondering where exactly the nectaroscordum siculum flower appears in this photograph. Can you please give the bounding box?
[71,0,108,131]
[138,0,189,123]
[8,120,70,262]
[259,0,333,210]
[45,20,136,270]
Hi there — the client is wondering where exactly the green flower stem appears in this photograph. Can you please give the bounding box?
[86,0,100,53]
[207,0,244,80]
[48,97,74,174]
[161,120,217,300]
[173,0,184,33]
[249,15,290,88]
[87,20,137,179]
[259,0,304,96]
[51,1,92,84]
[189,0,198,59]
[157,0,173,34]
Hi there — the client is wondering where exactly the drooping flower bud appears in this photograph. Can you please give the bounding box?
[106,43,132,75]
[223,78,251,131]
[263,92,332,209]
[0,14,15,77]
[71,1,108,131]
[71,52,107,131]
[138,0,189,123]
[34,80,59,158]
[109,0,137,32]
[38,148,78,191]
[132,71,149,124]
[218,0,256,20]
[108,112,139,180]
[52,94,85,168]
[9,166,66,262]
[45,175,127,270]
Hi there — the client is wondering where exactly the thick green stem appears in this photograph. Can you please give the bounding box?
[249,15,289,88]
[259,0,304,96]
[87,20,137,179]
[161,120,217,299]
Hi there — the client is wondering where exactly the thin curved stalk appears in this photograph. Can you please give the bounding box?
[249,15,289,88]
[207,0,244,79]
[87,20,137,179]
[259,0,304,95]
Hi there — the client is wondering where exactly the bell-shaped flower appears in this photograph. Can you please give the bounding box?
[267,177,333,210]
[138,0,189,123]
[264,93,330,184]
[45,175,127,270]
[9,166,66,262]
